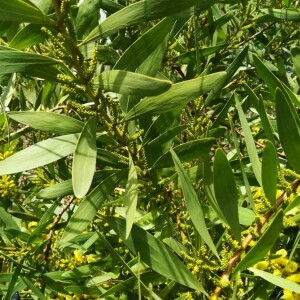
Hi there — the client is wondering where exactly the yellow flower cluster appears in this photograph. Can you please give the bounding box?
[253,249,300,300]
[0,150,15,197]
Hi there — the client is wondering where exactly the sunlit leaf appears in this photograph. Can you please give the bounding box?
[0,134,78,175]
[72,117,97,198]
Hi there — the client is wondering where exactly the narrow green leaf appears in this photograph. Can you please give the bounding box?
[249,267,300,293]
[291,47,300,79]
[253,54,300,106]
[0,207,20,231]
[107,216,206,293]
[0,0,54,24]
[114,17,175,71]
[204,47,248,106]
[93,70,172,96]
[9,24,47,49]
[153,138,215,169]
[171,149,218,257]
[262,141,278,205]
[233,210,283,275]
[21,277,47,300]
[37,180,72,199]
[72,117,97,198]
[124,153,138,239]
[276,89,300,172]
[0,134,78,175]
[8,112,84,134]
[125,72,227,120]
[235,96,262,186]
[0,46,61,79]
[60,170,126,244]
[213,149,241,241]
[82,0,218,44]
[260,8,300,21]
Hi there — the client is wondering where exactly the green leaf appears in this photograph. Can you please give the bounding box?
[8,112,84,134]
[0,134,78,175]
[248,267,300,293]
[9,24,47,50]
[253,54,300,106]
[0,46,61,79]
[124,153,138,239]
[171,149,218,257]
[213,149,241,240]
[93,70,172,96]
[60,170,126,244]
[233,210,283,275]
[72,117,97,198]
[114,17,175,71]
[107,216,206,293]
[204,47,248,106]
[291,47,300,79]
[262,141,278,205]
[235,95,262,186]
[0,207,20,231]
[276,89,300,172]
[152,138,215,169]
[0,0,54,24]
[125,72,227,120]
[82,0,218,44]
[260,8,300,21]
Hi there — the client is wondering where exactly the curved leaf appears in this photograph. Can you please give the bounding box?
[72,117,97,198]
[93,70,172,96]
[82,0,218,44]
[125,72,227,120]
[8,112,84,134]
[0,134,78,175]
[276,88,300,172]
[213,149,241,241]
[0,0,54,24]
[171,149,218,257]
[262,141,278,205]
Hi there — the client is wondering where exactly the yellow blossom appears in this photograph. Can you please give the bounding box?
[253,261,269,270]
[284,261,298,274]
[73,249,85,265]
[286,274,300,284]
[276,249,288,257]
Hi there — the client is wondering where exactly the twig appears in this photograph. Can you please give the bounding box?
[238,22,276,47]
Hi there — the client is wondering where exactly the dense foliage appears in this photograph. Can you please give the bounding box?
[0,0,300,299]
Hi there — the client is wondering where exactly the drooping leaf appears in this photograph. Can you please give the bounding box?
[248,267,300,294]
[8,112,84,134]
[261,141,278,205]
[124,153,138,239]
[233,210,283,275]
[60,170,127,244]
[93,70,172,96]
[82,0,218,44]
[72,117,97,198]
[213,149,241,241]
[107,216,206,293]
[235,95,262,186]
[0,0,54,24]
[276,88,300,172]
[125,72,227,120]
[171,149,218,257]
[0,134,78,176]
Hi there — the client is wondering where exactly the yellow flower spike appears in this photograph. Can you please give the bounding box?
[283,289,295,300]
[276,249,288,257]
[273,269,282,276]
[284,261,298,274]
[253,261,269,270]
[272,257,289,267]
[73,249,85,265]
[286,274,300,284]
